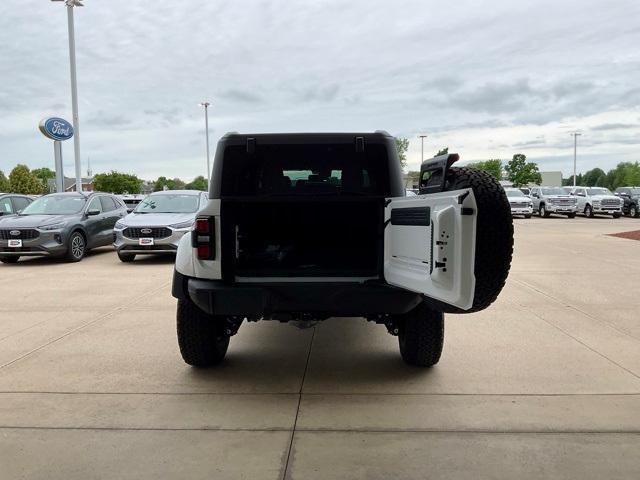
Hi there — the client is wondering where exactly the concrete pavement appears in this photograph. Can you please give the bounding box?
[1,216,639,479]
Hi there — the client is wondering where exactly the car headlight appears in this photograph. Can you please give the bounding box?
[38,222,66,231]
[114,220,126,229]
[169,220,194,230]
[529,202,533,208]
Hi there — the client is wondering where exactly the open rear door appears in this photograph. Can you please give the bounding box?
[384,189,477,310]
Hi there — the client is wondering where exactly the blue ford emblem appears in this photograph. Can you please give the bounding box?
[140,228,152,234]
[9,230,20,236]
[38,117,74,141]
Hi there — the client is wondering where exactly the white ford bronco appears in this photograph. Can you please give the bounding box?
[172,132,513,367]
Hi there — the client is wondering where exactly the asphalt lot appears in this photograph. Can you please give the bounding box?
[1,216,639,479]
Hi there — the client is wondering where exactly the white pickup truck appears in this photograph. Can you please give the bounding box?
[571,186,622,218]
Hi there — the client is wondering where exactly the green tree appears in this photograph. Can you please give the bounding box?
[153,177,176,192]
[31,167,56,193]
[0,171,9,191]
[582,168,606,186]
[604,162,640,190]
[186,175,208,191]
[8,165,43,194]
[395,137,409,170]
[435,147,449,157]
[504,153,542,187]
[93,171,142,194]
[172,177,186,190]
[467,159,503,180]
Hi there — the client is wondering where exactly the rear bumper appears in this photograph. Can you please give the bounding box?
[172,270,422,318]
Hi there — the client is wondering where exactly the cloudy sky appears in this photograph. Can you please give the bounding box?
[1,0,639,181]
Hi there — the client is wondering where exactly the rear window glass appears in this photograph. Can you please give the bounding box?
[220,143,391,196]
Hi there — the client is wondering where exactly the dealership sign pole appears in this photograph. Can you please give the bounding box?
[52,0,84,192]
[39,117,74,192]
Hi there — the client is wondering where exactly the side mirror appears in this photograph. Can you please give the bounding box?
[86,209,101,216]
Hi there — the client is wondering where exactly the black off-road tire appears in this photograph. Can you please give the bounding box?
[117,252,136,262]
[630,205,639,218]
[440,167,513,313]
[398,302,444,367]
[0,256,19,264]
[65,231,86,262]
[177,299,230,367]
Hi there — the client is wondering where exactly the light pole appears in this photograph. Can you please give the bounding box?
[52,0,84,192]
[418,135,428,162]
[199,102,211,188]
[570,132,582,187]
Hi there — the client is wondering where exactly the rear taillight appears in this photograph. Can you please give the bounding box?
[192,217,215,260]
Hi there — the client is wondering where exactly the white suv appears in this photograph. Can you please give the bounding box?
[171,132,514,368]
[504,188,533,218]
[571,187,622,218]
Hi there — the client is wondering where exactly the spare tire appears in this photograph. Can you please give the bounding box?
[439,167,513,313]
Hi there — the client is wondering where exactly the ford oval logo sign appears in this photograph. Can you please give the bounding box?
[39,117,74,141]
[140,228,152,234]
[9,230,20,236]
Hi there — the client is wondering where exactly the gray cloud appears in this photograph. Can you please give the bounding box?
[1,0,639,179]
[220,89,263,104]
[591,123,638,131]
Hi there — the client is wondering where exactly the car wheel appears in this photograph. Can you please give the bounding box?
[524,214,532,219]
[631,205,639,218]
[585,204,594,218]
[177,299,230,367]
[540,204,550,218]
[65,231,86,262]
[567,213,576,219]
[117,252,136,262]
[613,212,621,219]
[0,256,19,264]
[439,167,513,313]
[397,302,444,367]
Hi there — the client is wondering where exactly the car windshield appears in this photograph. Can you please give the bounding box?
[20,195,86,215]
[541,188,565,195]
[587,188,613,196]
[134,194,199,213]
[506,190,526,198]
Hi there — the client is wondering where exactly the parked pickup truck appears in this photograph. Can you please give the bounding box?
[504,188,533,218]
[530,186,577,218]
[571,186,622,218]
[171,132,513,367]
[614,187,640,218]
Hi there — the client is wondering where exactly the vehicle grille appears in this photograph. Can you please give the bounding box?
[0,229,40,240]
[511,202,530,208]
[549,198,575,206]
[601,199,621,207]
[123,227,171,239]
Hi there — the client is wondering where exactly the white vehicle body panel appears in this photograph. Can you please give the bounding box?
[175,199,222,279]
[384,188,477,310]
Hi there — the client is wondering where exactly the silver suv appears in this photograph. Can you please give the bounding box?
[530,186,577,218]
[113,190,208,262]
[571,186,622,218]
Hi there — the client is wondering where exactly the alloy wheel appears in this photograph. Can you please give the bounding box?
[71,235,85,259]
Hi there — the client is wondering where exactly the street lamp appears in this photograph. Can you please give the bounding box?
[418,135,428,162]
[52,0,84,193]
[570,132,582,187]
[199,102,211,188]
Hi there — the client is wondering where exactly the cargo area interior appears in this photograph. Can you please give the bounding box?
[226,200,383,277]
[219,141,392,278]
